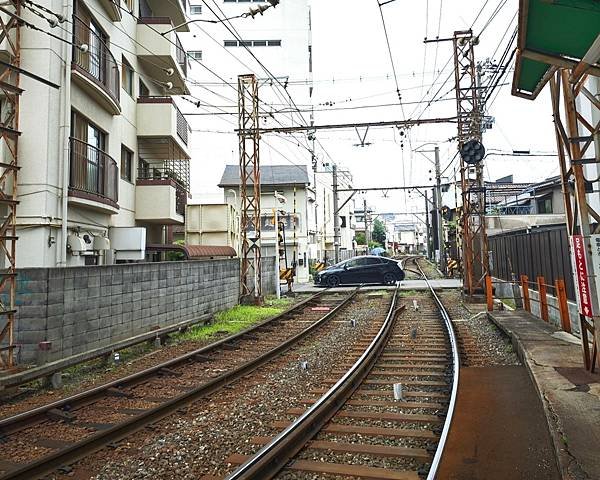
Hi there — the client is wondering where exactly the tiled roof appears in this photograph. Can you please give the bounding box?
[219,164,310,187]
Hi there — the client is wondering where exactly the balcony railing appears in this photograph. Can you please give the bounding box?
[138,96,190,145]
[70,137,119,205]
[137,165,187,216]
[72,16,120,106]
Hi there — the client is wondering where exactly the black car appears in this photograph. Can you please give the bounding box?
[314,255,405,287]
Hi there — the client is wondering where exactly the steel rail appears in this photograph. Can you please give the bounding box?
[226,285,402,480]
[0,290,327,435]
[416,260,460,480]
[0,288,360,480]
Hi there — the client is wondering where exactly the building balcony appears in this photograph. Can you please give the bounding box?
[69,137,119,214]
[137,96,191,159]
[135,163,188,224]
[144,0,190,31]
[71,17,121,115]
[136,18,189,94]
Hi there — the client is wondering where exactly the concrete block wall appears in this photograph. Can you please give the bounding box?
[12,259,243,364]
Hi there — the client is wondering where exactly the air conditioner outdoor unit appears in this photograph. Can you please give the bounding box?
[93,236,111,251]
[67,235,86,254]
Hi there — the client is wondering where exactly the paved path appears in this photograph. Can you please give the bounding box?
[293,279,461,294]
[438,366,560,480]
[488,310,600,480]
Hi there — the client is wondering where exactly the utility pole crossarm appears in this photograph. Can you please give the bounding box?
[237,117,457,134]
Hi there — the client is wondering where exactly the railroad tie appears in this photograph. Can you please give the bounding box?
[269,420,439,439]
[251,436,431,459]
[224,454,420,480]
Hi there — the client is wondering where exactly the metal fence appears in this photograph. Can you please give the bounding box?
[488,225,575,301]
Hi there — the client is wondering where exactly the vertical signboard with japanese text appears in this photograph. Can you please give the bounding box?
[588,234,600,315]
[571,235,593,317]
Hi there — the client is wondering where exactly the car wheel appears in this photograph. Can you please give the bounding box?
[383,272,397,285]
[327,275,341,287]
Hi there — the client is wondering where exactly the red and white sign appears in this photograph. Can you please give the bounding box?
[572,235,593,317]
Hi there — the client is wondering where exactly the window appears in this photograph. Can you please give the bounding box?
[365,257,382,265]
[224,39,282,47]
[71,111,109,196]
[190,4,202,14]
[121,145,133,182]
[537,197,552,214]
[123,0,134,12]
[122,57,134,96]
[188,50,203,61]
[138,158,150,179]
[139,79,149,97]
[71,111,106,150]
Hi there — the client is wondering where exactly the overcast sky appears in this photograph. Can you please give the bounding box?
[185,0,559,221]
[308,0,557,218]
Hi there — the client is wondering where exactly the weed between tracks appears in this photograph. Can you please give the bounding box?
[179,296,295,342]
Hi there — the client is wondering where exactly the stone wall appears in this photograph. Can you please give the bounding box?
[9,258,263,364]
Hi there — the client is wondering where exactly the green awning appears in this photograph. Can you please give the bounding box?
[512,0,600,100]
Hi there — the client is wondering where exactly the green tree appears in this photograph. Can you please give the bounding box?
[372,219,386,245]
[355,232,366,245]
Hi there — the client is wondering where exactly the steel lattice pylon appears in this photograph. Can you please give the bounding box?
[550,69,600,372]
[238,74,263,304]
[0,0,21,369]
[453,30,489,298]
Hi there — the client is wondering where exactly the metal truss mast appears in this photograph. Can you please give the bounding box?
[0,0,21,370]
[238,74,263,304]
[453,30,489,298]
[550,69,599,371]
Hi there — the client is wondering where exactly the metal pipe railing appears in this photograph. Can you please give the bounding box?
[72,16,120,105]
[69,137,118,203]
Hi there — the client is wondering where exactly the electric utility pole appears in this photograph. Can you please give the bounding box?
[434,146,445,272]
[452,30,489,298]
[424,191,431,260]
[238,74,263,305]
[332,164,341,263]
[363,199,371,246]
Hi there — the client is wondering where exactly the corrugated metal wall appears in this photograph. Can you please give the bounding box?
[489,225,575,301]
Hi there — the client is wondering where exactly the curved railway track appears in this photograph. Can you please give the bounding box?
[0,289,360,480]
[218,261,459,480]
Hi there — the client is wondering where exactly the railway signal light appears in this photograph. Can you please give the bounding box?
[460,139,485,165]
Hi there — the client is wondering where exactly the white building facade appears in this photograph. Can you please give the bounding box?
[14,0,192,268]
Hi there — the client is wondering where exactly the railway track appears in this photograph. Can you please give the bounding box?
[215,263,459,480]
[0,289,360,480]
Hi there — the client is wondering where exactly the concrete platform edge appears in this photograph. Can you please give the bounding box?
[486,312,583,480]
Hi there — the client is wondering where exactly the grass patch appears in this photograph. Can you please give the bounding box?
[179,296,296,342]
[400,290,419,297]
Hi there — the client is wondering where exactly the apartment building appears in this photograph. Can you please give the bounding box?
[14,0,192,267]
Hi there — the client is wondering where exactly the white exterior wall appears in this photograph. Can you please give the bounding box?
[224,185,311,282]
[15,0,190,267]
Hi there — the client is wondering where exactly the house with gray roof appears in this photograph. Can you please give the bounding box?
[217,164,356,284]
